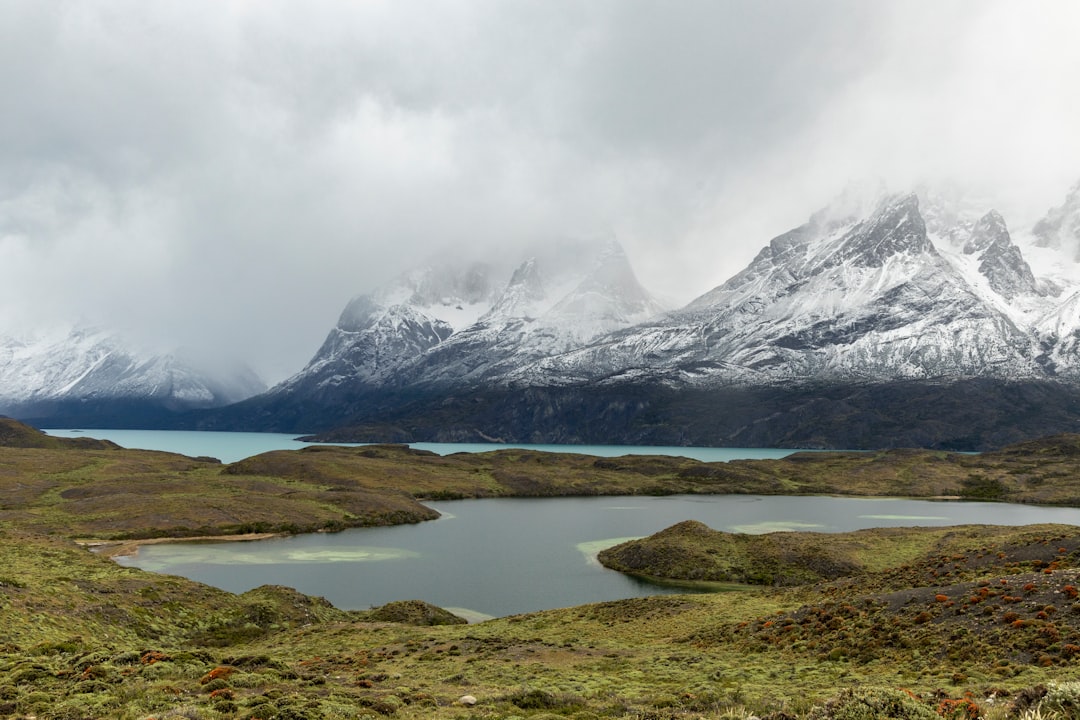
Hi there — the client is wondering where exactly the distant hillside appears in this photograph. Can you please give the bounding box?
[0,417,117,450]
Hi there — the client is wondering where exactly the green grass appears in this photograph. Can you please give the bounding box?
[10,419,1080,717]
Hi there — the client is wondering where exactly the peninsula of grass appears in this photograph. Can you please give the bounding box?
[9,417,1080,718]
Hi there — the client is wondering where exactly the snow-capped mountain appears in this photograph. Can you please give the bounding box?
[0,325,264,424]
[292,259,499,395]
[516,193,1049,388]
[389,240,668,387]
[268,238,667,401]
[203,179,1080,450]
[14,178,1080,450]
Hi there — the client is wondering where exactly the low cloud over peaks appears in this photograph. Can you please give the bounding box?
[1,0,1078,383]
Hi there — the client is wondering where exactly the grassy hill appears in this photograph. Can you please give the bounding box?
[0,416,117,450]
[8,419,1080,718]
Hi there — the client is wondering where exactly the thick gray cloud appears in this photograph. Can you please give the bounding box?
[1,0,1078,383]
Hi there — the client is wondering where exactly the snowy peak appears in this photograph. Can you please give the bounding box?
[917,184,997,248]
[305,297,454,385]
[962,211,1038,299]
[1033,181,1080,260]
[686,193,936,320]
[376,261,499,332]
[336,295,381,333]
[484,258,548,321]
[480,240,664,331]
[282,239,667,393]
[404,261,495,312]
[304,261,500,383]
[423,239,667,373]
[830,193,933,268]
[963,210,1008,254]
[545,240,667,335]
[724,194,932,289]
[336,260,497,334]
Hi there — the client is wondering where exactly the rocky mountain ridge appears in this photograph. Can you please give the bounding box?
[266,238,667,400]
[508,192,1059,391]
[221,182,1080,449]
[1034,181,1080,260]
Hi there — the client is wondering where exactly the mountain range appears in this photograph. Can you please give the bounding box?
[0,326,265,427]
[7,181,1080,449]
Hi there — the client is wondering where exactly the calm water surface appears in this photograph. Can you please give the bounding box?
[50,429,1063,619]
[116,494,1080,620]
[43,428,802,463]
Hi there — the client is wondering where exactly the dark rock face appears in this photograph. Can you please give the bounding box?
[830,194,933,268]
[964,211,1038,299]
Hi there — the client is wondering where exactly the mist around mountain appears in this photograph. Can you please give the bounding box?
[172,179,1080,449]
[0,325,265,428]
[198,237,669,433]
[10,180,1080,449]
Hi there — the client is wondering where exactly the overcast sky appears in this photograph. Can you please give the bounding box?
[2,1,1079,384]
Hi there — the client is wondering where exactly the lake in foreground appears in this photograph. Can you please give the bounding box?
[50,429,1062,619]
[116,494,1080,620]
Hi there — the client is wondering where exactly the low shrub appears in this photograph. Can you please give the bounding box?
[508,688,584,711]
[805,688,938,720]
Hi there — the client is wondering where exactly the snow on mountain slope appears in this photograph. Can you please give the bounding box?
[961,211,1039,300]
[273,239,668,395]
[0,326,265,412]
[388,239,669,387]
[542,240,668,344]
[284,260,498,393]
[518,193,1046,388]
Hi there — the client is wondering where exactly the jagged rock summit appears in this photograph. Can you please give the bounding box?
[961,210,1039,300]
[523,192,1047,389]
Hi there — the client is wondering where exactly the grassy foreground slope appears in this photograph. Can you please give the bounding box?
[9,418,1080,718]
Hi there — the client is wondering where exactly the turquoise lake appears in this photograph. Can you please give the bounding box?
[42,428,800,464]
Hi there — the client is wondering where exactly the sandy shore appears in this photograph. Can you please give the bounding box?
[76,532,284,559]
